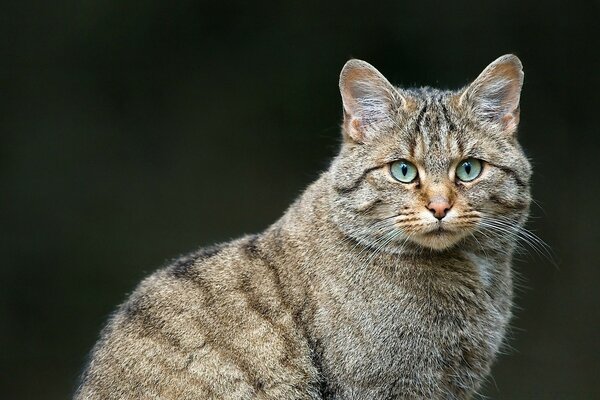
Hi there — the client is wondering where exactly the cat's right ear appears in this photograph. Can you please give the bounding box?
[459,54,524,135]
[339,59,404,144]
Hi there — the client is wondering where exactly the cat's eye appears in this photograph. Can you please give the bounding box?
[456,158,483,182]
[390,160,418,183]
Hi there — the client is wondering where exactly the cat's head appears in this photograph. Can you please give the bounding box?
[330,55,531,252]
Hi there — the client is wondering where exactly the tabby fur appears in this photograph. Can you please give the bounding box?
[76,54,531,399]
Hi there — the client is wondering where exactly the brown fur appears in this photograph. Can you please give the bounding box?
[76,54,531,399]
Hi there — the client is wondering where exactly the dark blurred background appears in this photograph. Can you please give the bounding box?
[2,1,598,398]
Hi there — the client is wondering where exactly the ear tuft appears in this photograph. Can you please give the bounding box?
[459,54,524,135]
[339,59,401,143]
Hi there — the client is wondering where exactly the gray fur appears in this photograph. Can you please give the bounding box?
[76,54,531,399]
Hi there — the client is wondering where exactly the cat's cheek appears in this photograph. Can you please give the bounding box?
[455,166,506,205]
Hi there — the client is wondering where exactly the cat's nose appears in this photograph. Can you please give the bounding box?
[427,198,452,220]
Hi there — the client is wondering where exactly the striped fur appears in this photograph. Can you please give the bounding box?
[76,55,531,399]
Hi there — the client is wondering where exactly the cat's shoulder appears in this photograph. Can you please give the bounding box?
[120,234,268,311]
[158,234,259,280]
[105,235,266,332]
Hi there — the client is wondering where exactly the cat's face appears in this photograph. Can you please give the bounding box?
[330,55,531,252]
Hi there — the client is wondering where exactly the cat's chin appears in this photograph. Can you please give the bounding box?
[410,229,468,251]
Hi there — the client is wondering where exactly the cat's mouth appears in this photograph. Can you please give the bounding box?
[421,227,455,241]
[421,221,455,235]
[411,222,469,250]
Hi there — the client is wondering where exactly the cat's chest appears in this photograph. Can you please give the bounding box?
[312,261,505,397]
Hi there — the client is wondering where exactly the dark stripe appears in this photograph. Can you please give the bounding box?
[240,233,289,318]
[237,235,315,394]
[122,296,183,348]
[333,165,379,195]
[407,103,429,157]
[169,244,224,279]
[415,103,428,131]
[241,234,260,257]
[168,245,225,310]
[490,194,529,211]
[441,103,457,131]
[238,270,277,325]
[407,132,417,158]
[355,198,382,213]
[247,242,289,316]
[309,339,335,398]
[496,166,528,189]
[456,135,466,155]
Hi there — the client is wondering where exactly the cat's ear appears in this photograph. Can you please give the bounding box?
[339,59,404,143]
[459,54,524,135]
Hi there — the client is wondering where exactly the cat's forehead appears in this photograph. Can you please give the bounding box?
[383,89,471,171]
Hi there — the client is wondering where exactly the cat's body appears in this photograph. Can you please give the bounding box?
[76,55,531,399]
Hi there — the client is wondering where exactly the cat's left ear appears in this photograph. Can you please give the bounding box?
[459,54,524,135]
[339,59,405,143]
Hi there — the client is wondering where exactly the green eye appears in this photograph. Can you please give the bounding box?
[390,160,418,183]
[456,158,483,182]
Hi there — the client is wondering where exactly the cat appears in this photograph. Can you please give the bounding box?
[75,54,531,399]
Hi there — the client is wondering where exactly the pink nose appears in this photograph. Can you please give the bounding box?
[427,199,452,220]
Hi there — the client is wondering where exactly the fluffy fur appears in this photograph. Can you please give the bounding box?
[76,54,531,399]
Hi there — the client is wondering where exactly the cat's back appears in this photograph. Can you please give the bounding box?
[75,235,320,400]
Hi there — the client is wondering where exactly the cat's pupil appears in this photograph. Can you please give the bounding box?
[401,164,408,176]
[464,162,471,174]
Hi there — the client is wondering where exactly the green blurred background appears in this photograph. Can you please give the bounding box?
[2,1,598,398]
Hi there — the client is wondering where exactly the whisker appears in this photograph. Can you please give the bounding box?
[476,216,556,267]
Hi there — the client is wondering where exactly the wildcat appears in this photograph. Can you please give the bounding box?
[75,54,531,399]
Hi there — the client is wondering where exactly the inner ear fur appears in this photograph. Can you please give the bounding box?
[339,59,406,143]
[459,54,524,135]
